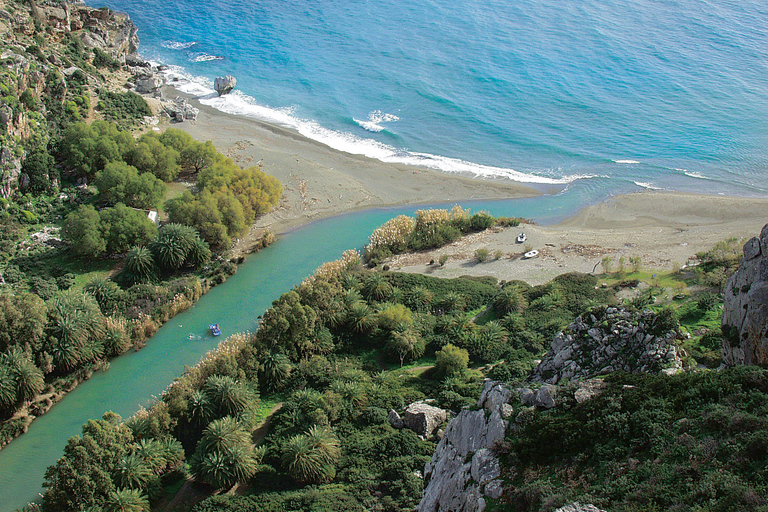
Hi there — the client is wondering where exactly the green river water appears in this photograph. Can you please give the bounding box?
[0,193,584,511]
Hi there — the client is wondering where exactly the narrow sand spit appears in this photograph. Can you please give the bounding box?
[388,193,768,285]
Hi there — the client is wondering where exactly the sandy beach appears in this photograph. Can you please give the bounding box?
[154,89,768,278]
[388,193,768,284]
[159,88,546,240]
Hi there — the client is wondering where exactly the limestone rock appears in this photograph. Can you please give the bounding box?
[161,97,199,122]
[388,409,404,429]
[529,306,683,384]
[554,503,607,512]
[403,402,447,437]
[126,53,149,67]
[722,223,768,366]
[534,384,557,409]
[483,479,503,499]
[214,75,237,96]
[0,145,23,199]
[135,75,163,94]
[75,5,139,64]
[417,380,510,512]
[574,378,608,404]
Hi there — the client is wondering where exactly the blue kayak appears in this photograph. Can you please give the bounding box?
[209,324,222,336]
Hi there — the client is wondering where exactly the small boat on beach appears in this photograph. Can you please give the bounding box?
[516,232,527,243]
[209,324,222,336]
[523,250,539,259]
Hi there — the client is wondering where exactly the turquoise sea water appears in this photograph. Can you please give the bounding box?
[94,0,768,199]
[1,0,768,508]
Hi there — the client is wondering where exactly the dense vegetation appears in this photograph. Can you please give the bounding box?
[0,1,282,446]
[37,235,631,512]
[497,367,768,512]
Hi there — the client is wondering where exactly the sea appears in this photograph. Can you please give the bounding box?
[89,0,768,206]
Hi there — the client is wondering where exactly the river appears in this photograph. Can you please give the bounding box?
[0,192,584,511]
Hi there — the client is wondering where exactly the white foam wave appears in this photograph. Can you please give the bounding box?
[634,181,663,190]
[159,67,585,185]
[191,54,224,62]
[354,110,400,133]
[614,159,640,164]
[162,41,197,50]
[682,170,711,180]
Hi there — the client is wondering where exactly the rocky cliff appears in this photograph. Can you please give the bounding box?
[0,0,144,196]
[34,0,139,63]
[722,223,768,365]
[417,380,512,512]
[529,306,683,384]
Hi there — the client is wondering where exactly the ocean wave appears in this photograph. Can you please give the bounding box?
[682,170,711,180]
[354,110,400,132]
[158,67,586,185]
[161,41,197,50]
[191,54,225,62]
[633,181,663,190]
[614,159,640,164]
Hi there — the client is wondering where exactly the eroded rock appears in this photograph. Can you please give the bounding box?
[722,223,768,366]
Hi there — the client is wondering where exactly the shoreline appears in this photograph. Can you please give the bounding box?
[156,85,551,252]
[153,85,768,267]
[387,192,768,285]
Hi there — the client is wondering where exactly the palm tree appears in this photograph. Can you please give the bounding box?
[259,353,292,392]
[83,277,124,314]
[441,292,466,312]
[121,246,156,285]
[191,417,257,489]
[46,290,106,372]
[203,375,254,418]
[406,286,434,313]
[185,236,211,268]
[195,416,251,455]
[134,439,168,474]
[0,364,17,411]
[281,425,340,484]
[187,389,214,425]
[192,450,234,489]
[493,287,527,315]
[362,273,392,301]
[346,301,376,334]
[150,223,198,270]
[159,438,185,472]
[103,489,149,512]
[339,272,360,291]
[12,355,44,404]
[113,453,153,489]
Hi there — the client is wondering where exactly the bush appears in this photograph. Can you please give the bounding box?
[474,248,490,263]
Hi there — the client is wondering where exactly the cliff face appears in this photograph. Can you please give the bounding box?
[35,0,139,62]
[417,380,512,512]
[0,0,141,197]
[722,223,768,365]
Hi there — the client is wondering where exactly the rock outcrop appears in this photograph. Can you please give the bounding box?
[214,75,237,96]
[417,380,511,512]
[161,97,199,122]
[529,306,683,384]
[404,402,447,437]
[35,1,139,63]
[722,223,768,365]
[135,74,163,94]
[555,504,607,512]
[0,146,23,199]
